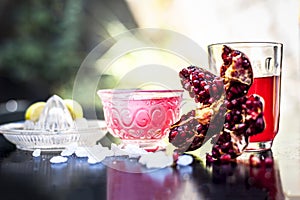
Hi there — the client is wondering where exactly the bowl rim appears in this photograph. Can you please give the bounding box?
[0,120,107,136]
[97,89,184,94]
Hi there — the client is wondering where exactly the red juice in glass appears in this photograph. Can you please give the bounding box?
[248,75,281,147]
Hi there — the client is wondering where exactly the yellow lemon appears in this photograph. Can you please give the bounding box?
[63,99,83,119]
[25,102,46,122]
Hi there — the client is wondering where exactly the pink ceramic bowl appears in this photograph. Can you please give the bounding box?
[97,89,183,150]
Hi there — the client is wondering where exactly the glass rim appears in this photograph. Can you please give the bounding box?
[208,41,283,48]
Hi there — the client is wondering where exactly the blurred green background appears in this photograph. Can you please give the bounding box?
[0,0,136,98]
[0,0,137,122]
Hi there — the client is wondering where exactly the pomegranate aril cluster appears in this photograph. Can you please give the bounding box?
[208,46,264,163]
[224,94,264,136]
[169,66,226,153]
[220,45,253,100]
[169,110,209,152]
[180,66,224,105]
[168,45,265,163]
[206,46,265,162]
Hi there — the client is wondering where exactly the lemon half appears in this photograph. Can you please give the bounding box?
[25,102,46,122]
[63,99,83,119]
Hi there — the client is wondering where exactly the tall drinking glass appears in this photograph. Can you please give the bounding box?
[208,42,283,151]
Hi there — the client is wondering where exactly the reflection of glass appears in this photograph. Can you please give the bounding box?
[97,89,183,151]
[208,42,283,151]
[248,151,285,200]
[107,152,286,199]
[210,150,285,199]
[107,167,179,200]
[106,162,209,200]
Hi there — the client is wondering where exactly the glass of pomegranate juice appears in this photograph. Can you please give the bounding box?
[208,42,283,151]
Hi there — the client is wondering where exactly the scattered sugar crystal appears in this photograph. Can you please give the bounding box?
[87,153,106,164]
[85,145,114,164]
[61,148,75,157]
[139,153,152,165]
[50,156,68,164]
[139,151,173,168]
[32,149,41,157]
[123,144,148,158]
[75,147,89,157]
[111,143,129,156]
[87,157,99,164]
[61,143,78,156]
[176,155,193,166]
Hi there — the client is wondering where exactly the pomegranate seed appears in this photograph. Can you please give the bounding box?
[206,154,214,164]
[249,155,261,167]
[264,157,274,167]
[220,154,231,163]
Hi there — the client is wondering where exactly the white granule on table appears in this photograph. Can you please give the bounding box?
[75,147,89,157]
[60,144,78,156]
[123,144,148,158]
[86,145,114,164]
[60,148,76,157]
[35,143,180,168]
[139,151,173,168]
[110,143,129,156]
[110,143,149,158]
[32,149,41,157]
[50,156,68,164]
[87,157,99,164]
[176,155,193,166]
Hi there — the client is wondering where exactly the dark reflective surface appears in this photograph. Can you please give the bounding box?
[0,147,291,200]
[0,150,107,200]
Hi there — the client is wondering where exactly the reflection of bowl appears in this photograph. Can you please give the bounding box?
[97,89,183,150]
